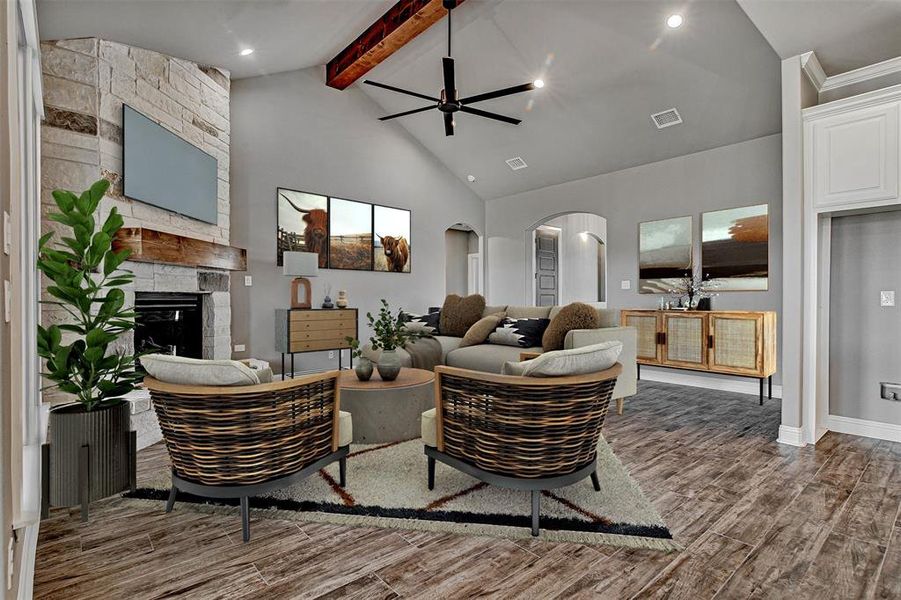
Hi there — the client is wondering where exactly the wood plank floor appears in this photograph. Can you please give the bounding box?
[34,381,901,599]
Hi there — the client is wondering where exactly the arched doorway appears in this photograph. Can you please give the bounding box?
[445,223,482,296]
[526,212,607,306]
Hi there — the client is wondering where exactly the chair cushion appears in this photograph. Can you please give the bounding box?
[141,354,260,386]
[460,313,505,347]
[446,343,543,373]
[502,341,623,378]
[542,302,601,351]
[421,408,437,447]
[439,294,486,337]
[338,410,353,447]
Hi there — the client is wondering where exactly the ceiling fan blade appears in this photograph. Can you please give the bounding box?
[443,57,456,101]
[444,112,454,136]
[460,105,521,125]
[379,105,437,121]
[459,82,535,105]
[363,80,440,103]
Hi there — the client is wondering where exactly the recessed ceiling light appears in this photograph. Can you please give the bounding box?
[666,14,683,28]
[240,48,254,56]
[533,79,545,89]
[466,175,476,182]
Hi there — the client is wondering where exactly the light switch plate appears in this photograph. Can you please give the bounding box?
[233,344,245,352]
[3,211,10,255]
[880,290,895,307]
[244,275,253,287]
[621,280,631,290]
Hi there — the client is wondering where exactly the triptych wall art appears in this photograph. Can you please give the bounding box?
[277,188,411,273]
[638,203,769,293]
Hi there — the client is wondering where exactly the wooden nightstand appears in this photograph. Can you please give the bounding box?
[275,308,358,377]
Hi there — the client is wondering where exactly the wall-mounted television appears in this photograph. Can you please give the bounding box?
[123,105,218,224]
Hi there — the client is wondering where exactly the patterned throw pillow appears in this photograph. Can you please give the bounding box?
[401,310,441,334]
[488,317,551,348]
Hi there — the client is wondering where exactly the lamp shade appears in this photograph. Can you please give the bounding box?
[283,251,319,277]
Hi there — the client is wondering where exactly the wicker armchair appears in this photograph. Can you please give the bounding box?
[145,370,350,542]
[423,363,621,536]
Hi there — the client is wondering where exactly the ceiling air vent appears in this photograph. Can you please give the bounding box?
[505,157,528,171]
[651,108,682,129]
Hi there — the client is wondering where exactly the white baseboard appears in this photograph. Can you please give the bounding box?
[16,522,39,600]
[826,414,901,443]
[639,368,783,399]
[777,425,806,447]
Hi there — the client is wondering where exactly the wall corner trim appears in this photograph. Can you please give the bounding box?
[777,425,806,447]
[801,51,901,94]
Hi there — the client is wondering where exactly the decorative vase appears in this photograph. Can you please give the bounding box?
[336,290,348,309]
[45,401,135,521]
[322,295,334,309]
[376,349,402,381]
[355,357,373,381]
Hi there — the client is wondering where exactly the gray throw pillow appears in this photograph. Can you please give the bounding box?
[141,354,261,386]
[501,341,622,378]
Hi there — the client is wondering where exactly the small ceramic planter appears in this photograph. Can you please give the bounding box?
[355,357,374,381]
[376,350,402,381]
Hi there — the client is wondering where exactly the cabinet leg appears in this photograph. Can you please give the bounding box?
[759,378,764,406]
[768,375,773,399]
[637,363,641,381]
[79,444,90,522]
[281,353,285,380]
[290,353,295,379]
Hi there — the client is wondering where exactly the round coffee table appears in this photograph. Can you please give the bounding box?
[338,368,435,444]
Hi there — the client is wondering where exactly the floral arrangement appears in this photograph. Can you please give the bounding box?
[667,273,720,308]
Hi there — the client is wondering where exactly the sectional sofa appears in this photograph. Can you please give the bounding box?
[364,304,637,413]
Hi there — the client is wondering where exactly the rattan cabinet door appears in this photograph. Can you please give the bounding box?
[709,314,763,375]
[622,311,660,363]
[662,313,708,369]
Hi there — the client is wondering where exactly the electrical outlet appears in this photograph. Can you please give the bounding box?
[328,351,335,359]
[233,344,245,352]
[621,280,631,290]
[880,290,895,307]
[244,275,253,287]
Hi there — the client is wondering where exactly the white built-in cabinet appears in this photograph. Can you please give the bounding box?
[805,86,901,211]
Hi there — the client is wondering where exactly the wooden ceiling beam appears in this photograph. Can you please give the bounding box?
[326,0,462,90]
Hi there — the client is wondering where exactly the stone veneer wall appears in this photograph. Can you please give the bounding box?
[40,38,233,375]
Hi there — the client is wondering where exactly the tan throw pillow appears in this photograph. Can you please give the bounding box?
[542,302,601,351]
[439,294,486,337]
[460,313,505,347]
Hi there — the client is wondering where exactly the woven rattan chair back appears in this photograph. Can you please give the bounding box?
[436,365,620,479]
[145,373,340,486]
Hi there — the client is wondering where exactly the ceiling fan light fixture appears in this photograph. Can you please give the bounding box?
[533,79,545,89]
[666,14,683,29]
[239,48,254,56]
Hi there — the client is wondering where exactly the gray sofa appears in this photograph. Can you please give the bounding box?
[363,304,637,413]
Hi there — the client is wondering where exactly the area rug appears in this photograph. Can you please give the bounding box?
[125,436,677,551]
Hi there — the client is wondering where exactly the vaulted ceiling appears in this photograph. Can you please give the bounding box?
[35,0,901,200]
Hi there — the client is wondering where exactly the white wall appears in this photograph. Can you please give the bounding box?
[445,229,470,296]
[228,67,484,373]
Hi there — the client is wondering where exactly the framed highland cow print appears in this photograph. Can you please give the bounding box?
[328,198,374,271]
[277,188,328,268]
[374,205,411,273]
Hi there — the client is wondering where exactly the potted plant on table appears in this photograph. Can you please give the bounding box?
[345,337,373,381]
[365,299,431,381]
[37,178,143,521]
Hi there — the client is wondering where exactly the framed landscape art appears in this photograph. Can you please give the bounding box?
[277,188,328,267]
[328,198,373,270]
[638,215,693,293]
[374,205,411,273]
[701,204,769,291]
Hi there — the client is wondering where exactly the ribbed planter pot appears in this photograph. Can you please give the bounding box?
[45,401,135,520]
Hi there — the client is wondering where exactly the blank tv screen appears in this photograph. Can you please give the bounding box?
[123,105,218,224]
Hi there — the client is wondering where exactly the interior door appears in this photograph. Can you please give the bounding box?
[622,311,661,363]
[535,229,558,306]
[662,313,708,370]
[709,313,763,375]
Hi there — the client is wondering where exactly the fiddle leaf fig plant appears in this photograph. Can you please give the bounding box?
[36,179,143,411]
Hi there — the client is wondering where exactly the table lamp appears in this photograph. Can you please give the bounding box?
[283,251,319,309]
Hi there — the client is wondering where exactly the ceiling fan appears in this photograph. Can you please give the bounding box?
[363,0,543,136]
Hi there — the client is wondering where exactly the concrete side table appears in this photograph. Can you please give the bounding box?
[338,368,435,443]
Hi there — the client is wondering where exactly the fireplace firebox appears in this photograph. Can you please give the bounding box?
[134,292,203,359]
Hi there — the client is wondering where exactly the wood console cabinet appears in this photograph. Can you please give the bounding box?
[275,308,358,376]
[620,310,777,403]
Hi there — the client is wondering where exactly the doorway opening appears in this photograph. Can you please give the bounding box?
[528,213,607,307]
[445,223,482,296]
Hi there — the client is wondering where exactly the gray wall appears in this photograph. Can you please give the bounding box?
[485,134,783,383]
[829,211,901,425]
[229,67,484,373]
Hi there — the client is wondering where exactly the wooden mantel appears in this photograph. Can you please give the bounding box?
[113,228,247,271]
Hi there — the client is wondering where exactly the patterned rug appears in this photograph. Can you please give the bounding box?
[126,436,676,551]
